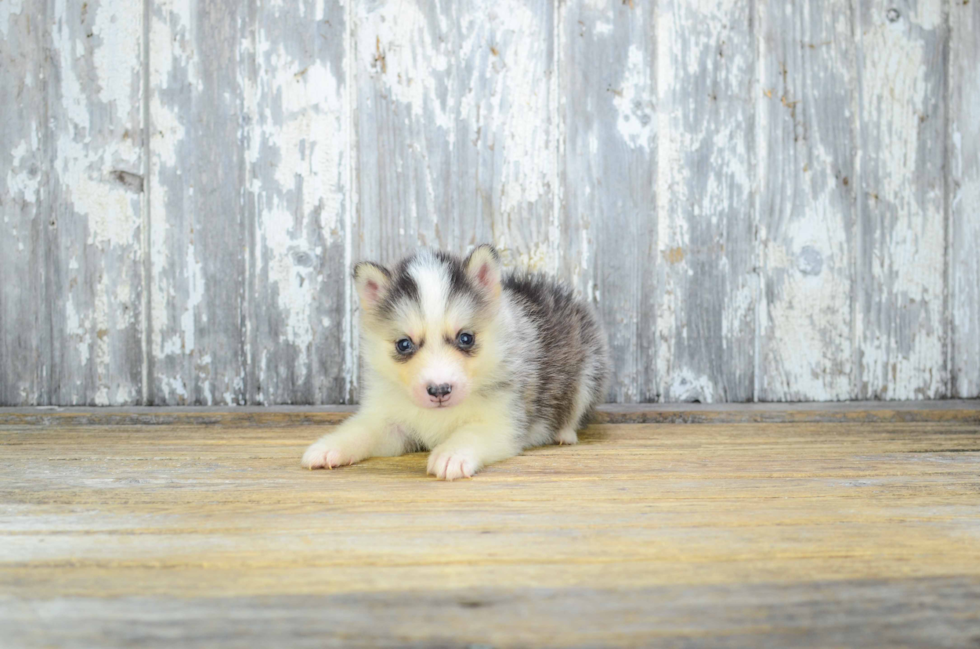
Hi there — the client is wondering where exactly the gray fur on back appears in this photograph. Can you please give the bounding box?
[494,271,610,448]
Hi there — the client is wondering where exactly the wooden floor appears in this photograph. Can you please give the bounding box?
[2,403,980,648]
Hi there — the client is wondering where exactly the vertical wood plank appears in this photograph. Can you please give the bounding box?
[856,0,947,399]
[246,0,350,404]
[948,0,980,398]
[147,0,248,405]
[34,0,145,405]
[654,0,756,403]
[757,0,858,401]
[0,0,46,405]
[561,1,656,402]
[354,0,556,262]
[353,0,456,265]
[53,0,145,405]
[451,0,558,271]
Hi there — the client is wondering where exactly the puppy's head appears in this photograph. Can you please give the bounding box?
[354,245,503,409]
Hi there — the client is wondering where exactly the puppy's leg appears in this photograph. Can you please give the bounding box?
[555,427,578,445]
[426,421,520,481]
[301,412,407,469]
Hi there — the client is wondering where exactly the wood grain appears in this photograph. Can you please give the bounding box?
[856,0,948,399]
[1,0,145,406]
[948,0,980,398]
[453,0,558,269]
[0,0,47,406]
[353,0,557,262]
[2,414,979,646]
[654,0,756,403]
[147,0,249,406]
[353,0,457,261]
[4,578,980,648]
[757,0,857,401]
[561,0,656,402]
[246,0,351,405]
[53,0,146,407]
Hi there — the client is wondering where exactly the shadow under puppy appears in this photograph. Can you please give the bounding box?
[302,245,609,480]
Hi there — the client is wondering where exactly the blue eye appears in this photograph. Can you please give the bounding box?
[395,338,414,354]
[457,332,475,349]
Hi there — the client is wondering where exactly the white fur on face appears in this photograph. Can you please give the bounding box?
[409,252,450,325]
[400,252,472,408]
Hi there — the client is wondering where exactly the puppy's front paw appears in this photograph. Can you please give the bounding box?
[301,439,359,470]
[427,447,481,481]
[556,427,578,445]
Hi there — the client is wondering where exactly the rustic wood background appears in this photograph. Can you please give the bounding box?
[1,0,977,406]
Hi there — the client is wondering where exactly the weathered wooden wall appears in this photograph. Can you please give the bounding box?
[1,0,977,406]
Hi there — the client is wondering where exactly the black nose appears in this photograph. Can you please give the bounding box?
[426,383,452,398]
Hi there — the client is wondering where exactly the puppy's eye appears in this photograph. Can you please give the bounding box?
[456,331,475,349]
[395,338,414,355]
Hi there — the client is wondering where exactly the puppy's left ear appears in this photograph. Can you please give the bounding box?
[465,244,502,300]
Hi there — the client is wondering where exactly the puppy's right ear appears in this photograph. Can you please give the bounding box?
[465,244,502,301]
[353,262,391,311]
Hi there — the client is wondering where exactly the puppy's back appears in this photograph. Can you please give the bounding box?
[503,272,609,437]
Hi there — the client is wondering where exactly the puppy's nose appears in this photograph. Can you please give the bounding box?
[426,383,452,398]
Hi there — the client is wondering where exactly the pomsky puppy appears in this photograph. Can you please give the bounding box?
[301,245,609,480]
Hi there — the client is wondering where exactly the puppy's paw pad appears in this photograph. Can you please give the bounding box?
[555,427,578,446]
[301,441,355,470]
[427,448,480,481]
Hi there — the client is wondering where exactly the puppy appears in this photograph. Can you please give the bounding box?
[301,245,609,480]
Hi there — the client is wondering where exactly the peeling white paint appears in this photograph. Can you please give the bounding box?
[755,2,856,402]
[84,188,140,248]
[667,370,716,403]
[5,139,40,204]
[65,297,92,367]
[257,210,316,378]
[654,1,689,397]
[54,0,93,128]
[197,353,213,405]
[247,10,350,400]
[180,240,205,354]
[913,1,942,30]
[4,0,975,406]
[453,0,558,270]
[485,1,554,219]
[655,0,754,402]
[91,1,142,112]
[254,40,345,239]
[159,375,189,402]
[613,45,654,150]
[148,0,192,378]
[499,240,552,273]
[115,384,135,403]
[149,96,186,167]
[53,0,141,253]
[0,0,25,37]
[36,0,144,405]
[858,8,946,399]
[150,0,201,91]
[359,0,453,134]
